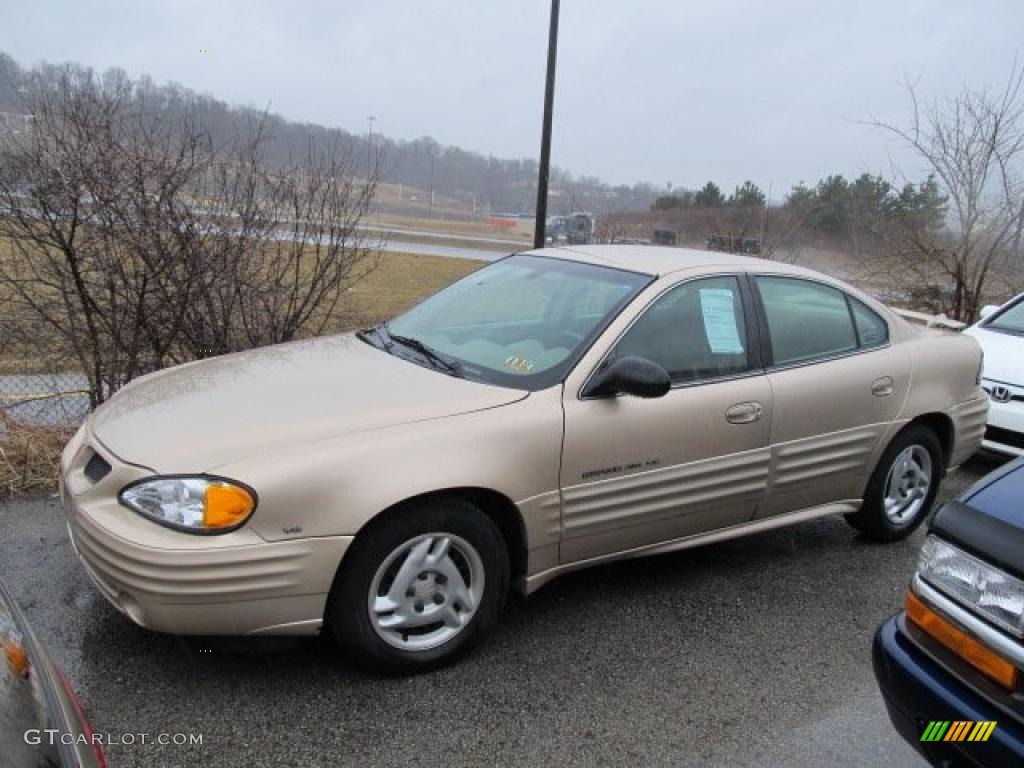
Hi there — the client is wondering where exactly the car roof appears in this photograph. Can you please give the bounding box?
[533,244,809,278]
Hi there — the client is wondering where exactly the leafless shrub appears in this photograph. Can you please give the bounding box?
[0,64,380,405]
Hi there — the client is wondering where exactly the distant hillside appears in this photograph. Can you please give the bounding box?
[0,51,660,217]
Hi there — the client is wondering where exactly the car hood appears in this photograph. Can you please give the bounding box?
[964,325,1024,386]
[90,333,527,472]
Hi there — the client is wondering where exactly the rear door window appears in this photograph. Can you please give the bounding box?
[756,277,858,366]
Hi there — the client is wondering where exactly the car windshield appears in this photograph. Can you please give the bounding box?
[986,298,1024,334]
[382,254,650,389]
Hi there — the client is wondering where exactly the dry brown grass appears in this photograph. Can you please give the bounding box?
[0,412,71,497]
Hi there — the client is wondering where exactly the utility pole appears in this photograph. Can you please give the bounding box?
[428,150,436,219]
[533,0,561,249]
[367,115,376,181]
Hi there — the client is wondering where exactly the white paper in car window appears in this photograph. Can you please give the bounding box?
[699,289,744,354]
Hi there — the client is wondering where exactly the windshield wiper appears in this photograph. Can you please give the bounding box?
[379,323,464,377]
[357,326,390,350]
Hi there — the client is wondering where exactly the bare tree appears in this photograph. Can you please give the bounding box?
[0,64,381,405]
[179,134,381,357]
[869,65,1024,321]
[0,65,201,404]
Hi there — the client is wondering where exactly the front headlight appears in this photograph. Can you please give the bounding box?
[918,535,1024,637]
[119,476,257,533]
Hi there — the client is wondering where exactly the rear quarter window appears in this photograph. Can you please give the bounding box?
[850,298,889,348]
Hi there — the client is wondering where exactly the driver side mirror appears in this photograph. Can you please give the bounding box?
[583,356,671,399]
[979,304,1000,321]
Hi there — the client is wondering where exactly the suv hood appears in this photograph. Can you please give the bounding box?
[90,333,527,472]
[931,458,1024,581]
[964,325,1024,386]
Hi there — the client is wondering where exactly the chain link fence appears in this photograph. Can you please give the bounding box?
[0,365,90,495]
[0,371,91,432]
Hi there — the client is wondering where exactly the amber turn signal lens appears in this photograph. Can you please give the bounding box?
[2,636,30,678]
[203,484,255,529]
[905,591,1018,690]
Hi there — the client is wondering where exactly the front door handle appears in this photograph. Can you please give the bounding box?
[871,376,895,397]
[726,401,763,424]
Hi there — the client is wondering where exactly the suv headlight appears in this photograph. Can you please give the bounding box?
[918,535,1024,637]
[119,476,257,533]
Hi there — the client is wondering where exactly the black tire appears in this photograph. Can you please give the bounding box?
[845,424,943,542]
[325,497,509,675]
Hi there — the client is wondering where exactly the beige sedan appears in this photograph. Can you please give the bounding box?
[60,246,988,673]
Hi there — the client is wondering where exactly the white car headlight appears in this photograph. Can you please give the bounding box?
[119,476,256,533]
[918,535,1024,638]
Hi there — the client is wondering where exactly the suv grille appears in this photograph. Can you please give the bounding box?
[83,451,112,484]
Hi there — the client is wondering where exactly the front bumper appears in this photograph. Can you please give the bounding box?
[60,424,352,636]
[979,383,1024,457]
[874,615,1024,767]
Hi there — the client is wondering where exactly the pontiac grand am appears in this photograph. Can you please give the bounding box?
[60,246,987,673]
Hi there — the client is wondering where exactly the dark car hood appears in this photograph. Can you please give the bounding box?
[931,458,1024,580]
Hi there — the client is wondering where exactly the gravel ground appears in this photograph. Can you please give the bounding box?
[0,453,1005,768]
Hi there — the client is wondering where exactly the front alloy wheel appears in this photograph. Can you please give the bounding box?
[369,533,485,651]
[327,497,509,674]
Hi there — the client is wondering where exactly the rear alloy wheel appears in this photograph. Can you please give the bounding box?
[882,445,933,525]
[845,425,942,542]
[327,498,509,674]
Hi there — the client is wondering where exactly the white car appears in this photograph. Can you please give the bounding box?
[965,294,1024,456]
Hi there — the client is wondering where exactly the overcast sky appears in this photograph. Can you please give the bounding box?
[3,1,1022,195]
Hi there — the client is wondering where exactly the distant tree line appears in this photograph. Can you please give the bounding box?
[785,174,947,244]
[653,180,766,211]
[652,174,946,245]
[0,51,662,215]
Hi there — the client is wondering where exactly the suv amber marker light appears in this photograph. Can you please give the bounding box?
[905,591,1018,690]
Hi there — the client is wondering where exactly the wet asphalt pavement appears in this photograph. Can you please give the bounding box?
[0,454,1007,768]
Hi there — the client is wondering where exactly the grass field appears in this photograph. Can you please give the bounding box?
[341,249,481,328]
[0,239,482,371]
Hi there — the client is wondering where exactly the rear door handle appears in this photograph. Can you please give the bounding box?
[871,376,894,397]
[726,401,763,424]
